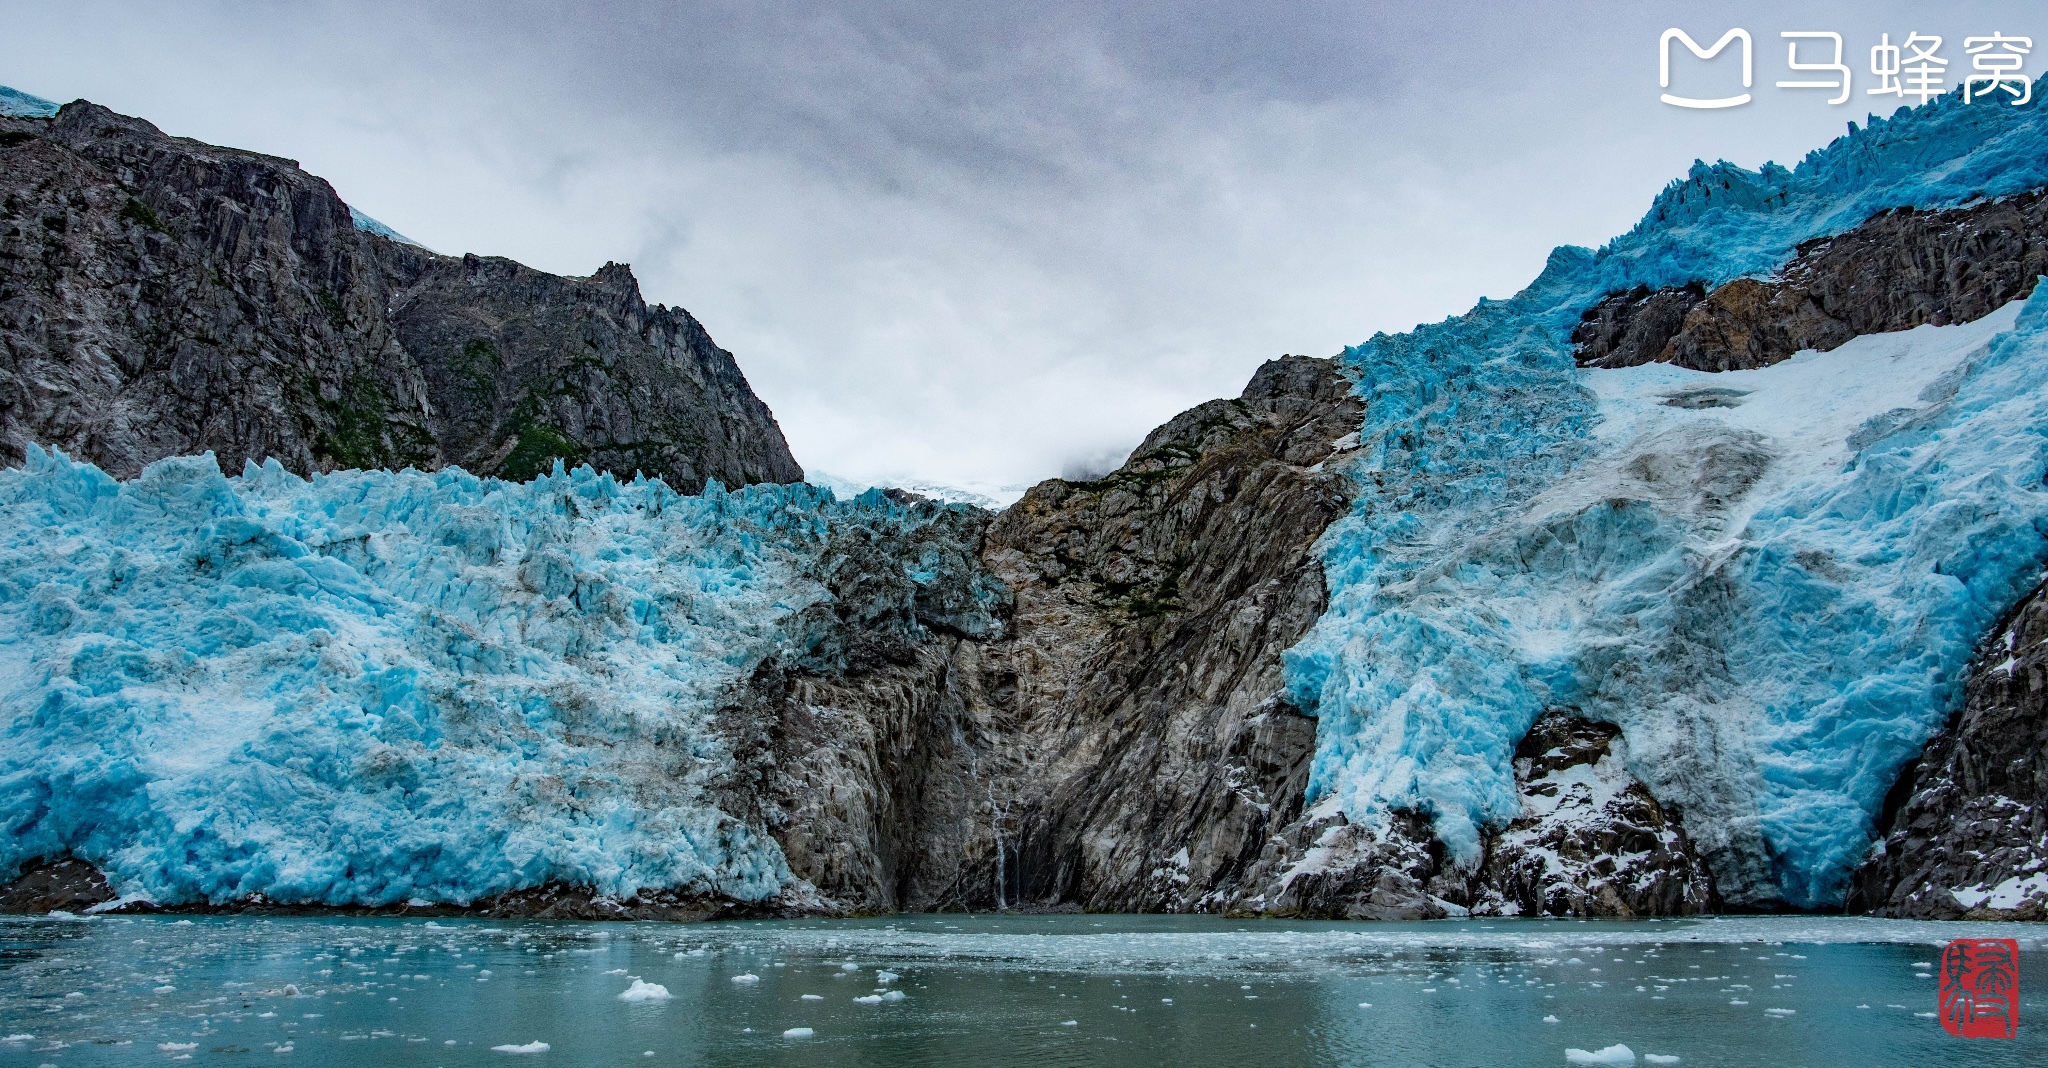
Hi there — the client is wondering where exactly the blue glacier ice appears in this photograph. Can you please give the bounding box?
[0,451,966,907]
[0,85,60,119]
[346,205,428,249]
[1286,83,2048,908]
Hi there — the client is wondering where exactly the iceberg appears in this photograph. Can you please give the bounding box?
[1286,83,2048,908]
[0,450,978,907]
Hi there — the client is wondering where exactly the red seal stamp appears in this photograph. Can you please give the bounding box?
[1939,938,2019,1039]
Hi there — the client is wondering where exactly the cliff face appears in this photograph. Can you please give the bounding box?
[0,100,800,492]
[725,355,1715,921]
[376,243,802,488]
[1849,578,2048,920]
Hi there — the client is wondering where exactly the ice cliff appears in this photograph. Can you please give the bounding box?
[1286,85,2048,909]
[0,449,989,907]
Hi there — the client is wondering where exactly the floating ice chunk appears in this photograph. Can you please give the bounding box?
[158,1043,198,1052]
[617,980,671,1002]
[800,994,823,1001]
[275,1042,294,1053]
[491,1041,551,1053]
[781,1028,813,1038]
[853,994,882,1005]
[840,963,860,972]
[731,974,760,984]
[875,970,899,983]
[883,990,905,1002]
[1763,1008,1795,1017]
[2,1035,31,1042]
[604,969,627,975]
[1357,1002,1372,1008]
[1565,1045,1636,1065]
[1061,1021,1078,1027]
[1644,1057,1681,1065]
[1543,1015,1560,1023]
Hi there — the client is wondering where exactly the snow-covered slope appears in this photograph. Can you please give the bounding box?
[1287,85,2048,909]
[0,450,967,907]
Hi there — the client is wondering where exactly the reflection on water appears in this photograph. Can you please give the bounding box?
[1,913,2041,1066]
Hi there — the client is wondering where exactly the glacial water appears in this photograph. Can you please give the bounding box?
[1,914,2042,1066]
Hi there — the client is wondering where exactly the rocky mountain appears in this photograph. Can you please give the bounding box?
[5,87,2048,923]
[1848,578,2048,920]
[0,98,800,491]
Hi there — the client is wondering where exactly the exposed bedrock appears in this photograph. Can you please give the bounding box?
[1574,190,2048,371]
[1849,577,2048,920]
[1235,714,1716,921]
[0,100,800,491]
[702,355,1721,920]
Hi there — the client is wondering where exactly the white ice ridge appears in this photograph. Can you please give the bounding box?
[0,454,958,907]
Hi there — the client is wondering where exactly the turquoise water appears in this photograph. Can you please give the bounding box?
[0,913,2040,1066]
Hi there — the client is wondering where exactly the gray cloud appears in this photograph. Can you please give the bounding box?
[0,0,2033,490]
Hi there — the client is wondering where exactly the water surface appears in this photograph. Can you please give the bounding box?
[2,913,2040,1066]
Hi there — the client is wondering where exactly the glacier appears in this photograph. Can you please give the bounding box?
[0,450,979,907]
[0,85,60,119]
[346,205,428,250]
[1286,83,2048,908]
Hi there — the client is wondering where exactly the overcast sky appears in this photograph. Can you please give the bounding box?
[0,1,2034,494]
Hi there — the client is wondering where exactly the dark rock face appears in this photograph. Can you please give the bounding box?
[0,102,436,475]
[976,356,1361,913]
[1849,578,2048,920]
[711,501,1013,913]
[0,857,114,913]
[1574,191,2048,371]
[1229,713,1716,921]
[1470,715,1715,917]
[1571,283,1706,369]
[0,100,800,492]
[376,245,803,489]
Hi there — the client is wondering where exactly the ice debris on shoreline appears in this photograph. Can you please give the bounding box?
[0,451,983,907]
[1287,80,2048,908]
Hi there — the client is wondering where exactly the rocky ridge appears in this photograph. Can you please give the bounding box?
[1574,190,2048,371]
[0,99,800,491]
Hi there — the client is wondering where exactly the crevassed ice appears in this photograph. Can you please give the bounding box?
[0,452,925,907]
[1286,83,2048,908]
